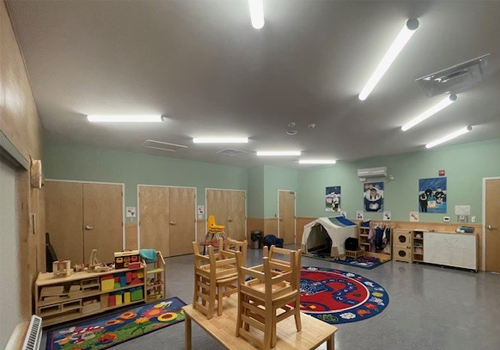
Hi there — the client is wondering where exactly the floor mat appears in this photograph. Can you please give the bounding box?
[300,267,389,325]
[334,256,386,270]
[46,297,186,350]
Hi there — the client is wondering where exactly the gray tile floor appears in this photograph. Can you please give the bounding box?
[44,246,500,350]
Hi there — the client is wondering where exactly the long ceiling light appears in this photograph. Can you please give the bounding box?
[299,159,337,165]
[193,137,249,144]
[359,19,419,101]
[402,94,457,131]
[248,0,265,29]
[87,115,163,123]
[425,126,472,149]
[256,151,301,156]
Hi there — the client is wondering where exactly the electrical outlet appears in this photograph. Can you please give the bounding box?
[443,216,450,222]
[471,216,476,223]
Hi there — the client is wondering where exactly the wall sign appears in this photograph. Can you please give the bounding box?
[126,206,136,218]
[419,177,447,213]
[325,186,341,212]
[363,182,384,212]
[438,170,445,176]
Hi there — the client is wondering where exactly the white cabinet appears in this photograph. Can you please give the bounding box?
[423,232,477,271]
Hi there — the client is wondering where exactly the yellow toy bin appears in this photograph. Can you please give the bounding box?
[101,278,115,292]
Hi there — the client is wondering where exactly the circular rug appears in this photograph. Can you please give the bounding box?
[299,266,389,325]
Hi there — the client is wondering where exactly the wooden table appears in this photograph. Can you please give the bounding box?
[183,294,337,350]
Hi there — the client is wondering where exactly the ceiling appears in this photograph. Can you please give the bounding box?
[6,0,500,168]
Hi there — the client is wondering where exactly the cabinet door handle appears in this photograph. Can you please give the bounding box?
[85,225,94,230]
[228,219,233,223]
[170,222,177,226]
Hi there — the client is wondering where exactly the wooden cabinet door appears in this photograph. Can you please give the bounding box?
[486,179,500,272]
[83,183,123,264]
[279,191,296,245]
[227,191,246,241]
[139,186,170,257]
[169,187,196,256]
[206,189,228,230]
[45,181,84,264]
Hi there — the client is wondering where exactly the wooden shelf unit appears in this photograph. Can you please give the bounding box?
[144,252,166,303]
[358,223,392,262]
[412,230,425,262]
[35,265,147,327]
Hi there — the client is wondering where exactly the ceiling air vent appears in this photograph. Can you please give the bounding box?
[142,139,188,152]
[415,54,490,97]
[217,148,247,156]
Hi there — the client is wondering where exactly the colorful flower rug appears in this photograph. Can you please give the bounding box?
[333,256,386,270]
[299,267,389,325]
[46,297,186,350]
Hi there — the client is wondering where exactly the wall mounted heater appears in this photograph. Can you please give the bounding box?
[415,53,490,97]
[357,167,387,178]
[21,315,42,350]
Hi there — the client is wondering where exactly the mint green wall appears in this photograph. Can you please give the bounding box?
[264,165,299,218]
[43,137,500,224]
[43,138,248,222]
[247,166,265,218]
[297,138,500,223]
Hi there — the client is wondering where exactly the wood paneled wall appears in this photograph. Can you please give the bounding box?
[0,0,44,341]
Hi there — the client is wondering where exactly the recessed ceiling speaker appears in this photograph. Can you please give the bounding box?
[415,53,490,97]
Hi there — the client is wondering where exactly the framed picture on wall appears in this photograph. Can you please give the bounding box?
[363,182,384,212]
[325,186,341,212]
[419,177,447,213]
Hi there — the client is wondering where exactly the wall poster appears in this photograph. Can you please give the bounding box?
[363,182,384,212]
[419,177,447,213]
[325,186,341,212]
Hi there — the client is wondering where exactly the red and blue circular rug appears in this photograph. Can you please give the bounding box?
[299,266,389,325]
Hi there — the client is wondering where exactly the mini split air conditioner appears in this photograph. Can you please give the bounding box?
[357,167,387,178]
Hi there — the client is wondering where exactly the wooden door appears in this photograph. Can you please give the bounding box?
[279,191,296,245]
[485,179,500,272]
[227,191,246,241]
[169,187,196,256]
[206,189,228,230]
[139,186,170,257]
[45,181,84,264]
[83,183,123,264]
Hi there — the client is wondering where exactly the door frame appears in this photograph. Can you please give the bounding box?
[277,189,297,244]
[45,179,126,250]
[204,188,247,240]
[137,184,198,249]
[482,176,500,271]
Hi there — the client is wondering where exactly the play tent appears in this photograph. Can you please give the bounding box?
[301,217,358,258]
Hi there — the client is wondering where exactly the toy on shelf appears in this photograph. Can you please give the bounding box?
[114,250,140,269]
[53,260,72,277]
[87,249,112,272]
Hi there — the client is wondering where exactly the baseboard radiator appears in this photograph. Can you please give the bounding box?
[21,316,42,350]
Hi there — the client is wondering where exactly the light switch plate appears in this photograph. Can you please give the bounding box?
[471,216,476,223]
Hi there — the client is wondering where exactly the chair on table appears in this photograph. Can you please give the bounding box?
[201,215,226,254]
[235,246,302,350]
[192,241,245,319]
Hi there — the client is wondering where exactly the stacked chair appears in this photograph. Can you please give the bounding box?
[235,246,302,350]
[192,238,248,319]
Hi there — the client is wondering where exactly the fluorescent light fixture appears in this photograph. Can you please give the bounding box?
[193,137,249,144]
[299,159,337,165]
[256,151,301,156]
[359,19,419,101]
[87,115,163,123]
[248,0,265,29]
[425,126,472,149]
[402,94,457,131]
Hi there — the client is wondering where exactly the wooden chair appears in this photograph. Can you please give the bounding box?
[235,246,302,350]
[192,241,244,319]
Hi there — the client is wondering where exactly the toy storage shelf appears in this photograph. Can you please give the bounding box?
[35,265,147,327]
